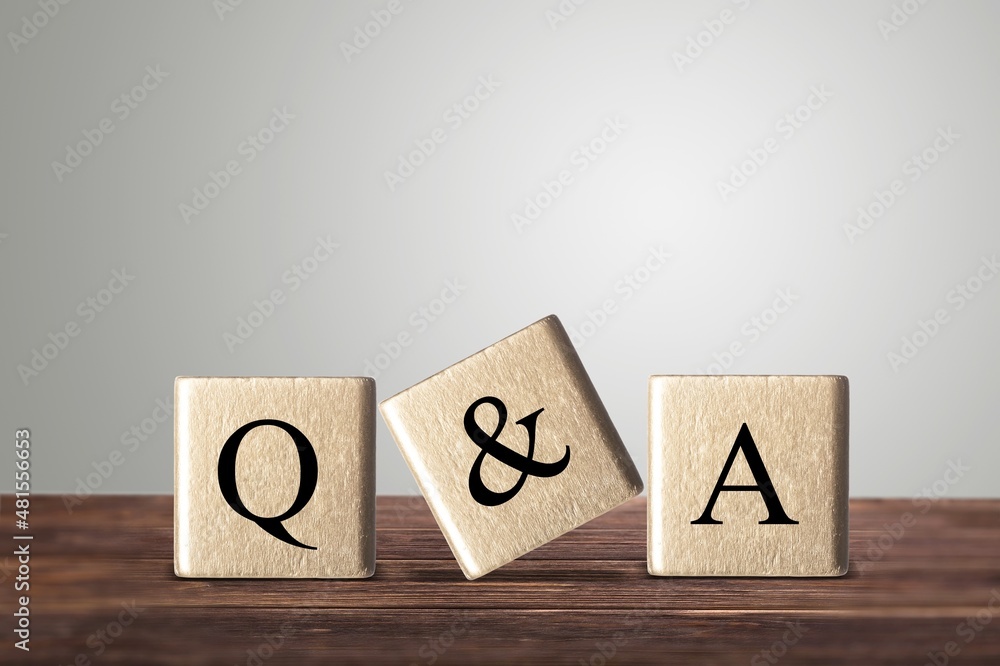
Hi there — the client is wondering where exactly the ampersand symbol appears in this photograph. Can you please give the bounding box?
[463,396,571,506]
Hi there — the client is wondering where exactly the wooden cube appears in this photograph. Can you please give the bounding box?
[174,377,375,578]
[648,375,849,577]
[380,315,643,579]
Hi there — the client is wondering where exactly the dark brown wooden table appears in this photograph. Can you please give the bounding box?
[5,496,999,664]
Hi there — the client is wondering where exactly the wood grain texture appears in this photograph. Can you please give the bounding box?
[3,496,999,664]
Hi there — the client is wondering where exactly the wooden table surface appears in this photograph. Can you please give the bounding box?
[5,495,1000,664]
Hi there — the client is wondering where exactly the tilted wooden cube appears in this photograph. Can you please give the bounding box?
[380,315,643,580]
[648,375,849,577]
[174,377,375,578]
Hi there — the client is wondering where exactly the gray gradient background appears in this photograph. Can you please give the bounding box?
[2,1,997,498]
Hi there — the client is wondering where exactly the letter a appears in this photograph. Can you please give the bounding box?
[691,423,798,525]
